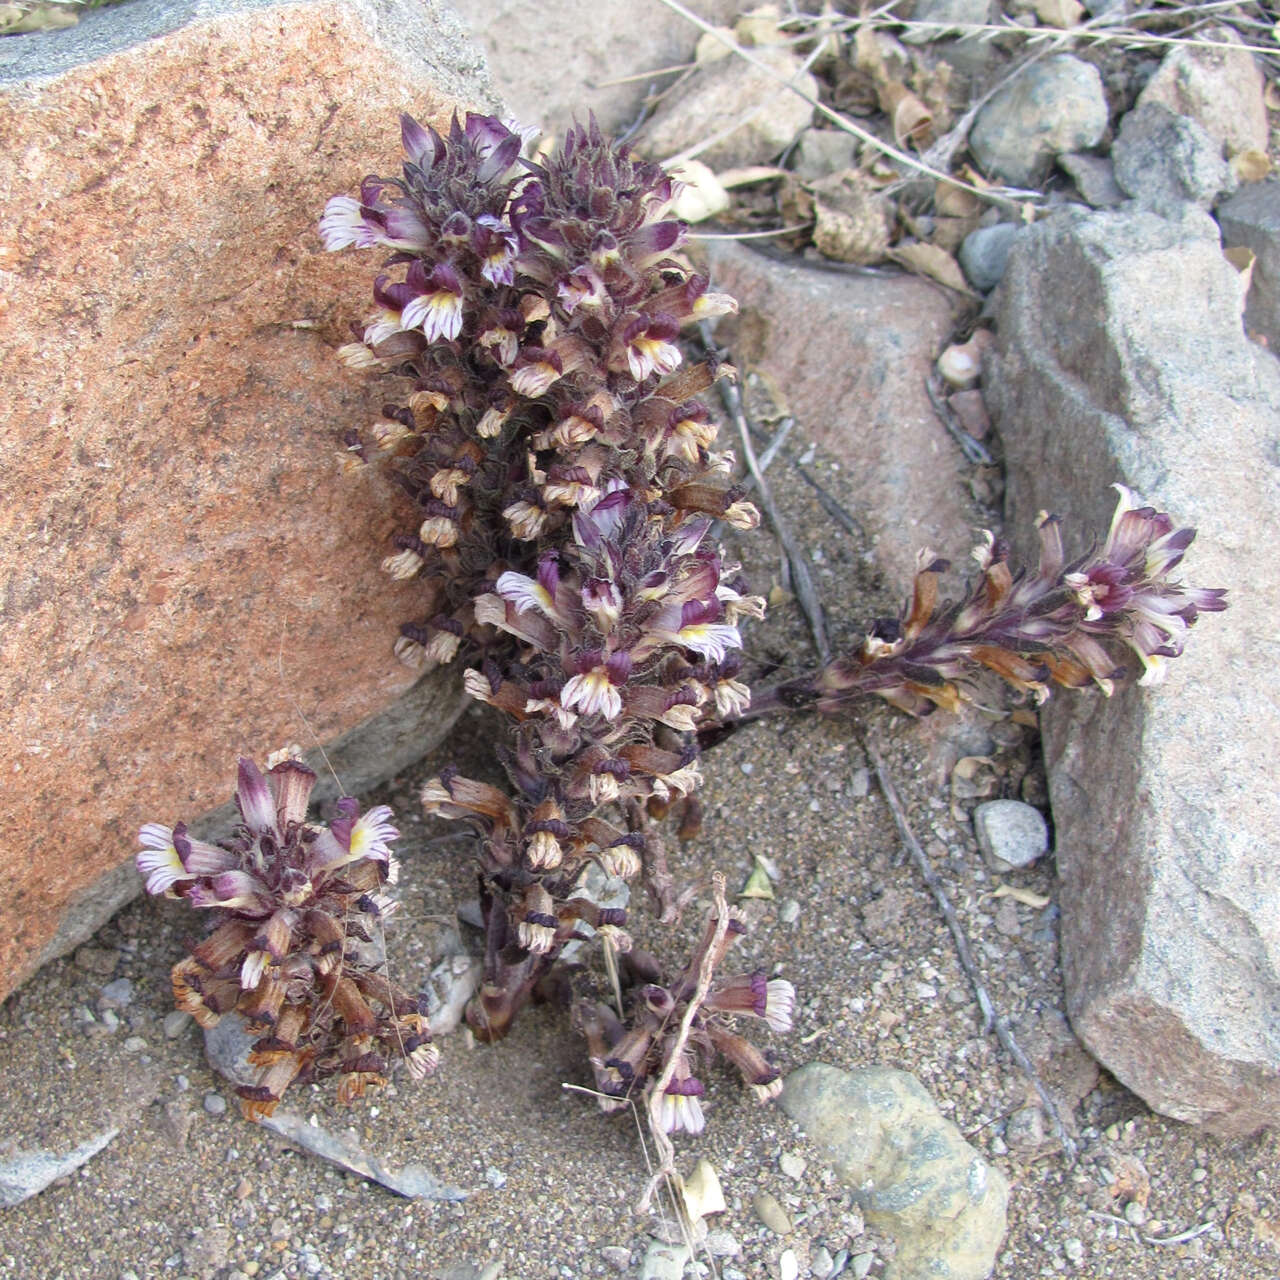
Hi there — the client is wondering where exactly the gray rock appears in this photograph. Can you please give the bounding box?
[902,0,992,43]
[202,1092,227,1116]
[1112,103,1234,210]
[753,1189,793,1235]
[988,202,1280,1135]
[781,1063,1008,1280]
[969,55,1108,187]
[640,1240,691,1280]
[1135,23,1268,158]
[203,1012,258,1088]
[958,224,1021,292]
[452,0,738,139]
[98,977,134,1010]
[163,1009,192,1039]
[793,129,855,182]
[706,1230,741,1257]
[1217,180,1280,352]
[599,1247,631,1272]
[1003,1105,1047,1154]
[974,800,1049,871]
[1058,152,1125,209]
[260,1109,467,1199]
[638,44,817,170]
[0,1129,121,1207]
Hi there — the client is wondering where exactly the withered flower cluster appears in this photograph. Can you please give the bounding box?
[789,485,1228,717]
[137,757,436,1118]
[570,908,794,1135]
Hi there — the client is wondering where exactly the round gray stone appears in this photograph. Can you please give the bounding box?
[974,799,1049,871]
[970,55,1108,187]
[959,223,1021,292]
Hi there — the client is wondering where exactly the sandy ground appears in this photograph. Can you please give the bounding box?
[1,409,1278,1280]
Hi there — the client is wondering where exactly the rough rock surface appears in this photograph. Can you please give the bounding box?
[1111,101,1234,210]
[637,43,817,170]
[968,54,1108,187]
[702,241,977,587]
[1217,179,1280,353]
[1135,23,1269,158]
[452,0,739,139]
[987,203,1280,1135]
[781,1062,1009,1280]
[0,0,486,1001]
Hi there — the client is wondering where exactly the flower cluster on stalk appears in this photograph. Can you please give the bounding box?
[318,110,785,1126]
[136,757,436,1118]
[805,485,1227,716]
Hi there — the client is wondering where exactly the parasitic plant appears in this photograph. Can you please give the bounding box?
[138,110,1224,1134]
[137,755,436,1118]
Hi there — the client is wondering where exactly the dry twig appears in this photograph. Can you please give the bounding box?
[860,732,1080,1163]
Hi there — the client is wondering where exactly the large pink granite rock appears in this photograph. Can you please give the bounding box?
[0,0,492,1000]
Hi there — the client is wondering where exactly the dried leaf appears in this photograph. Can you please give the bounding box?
[853,25,887,79]
[928,214,981,255]
[682,1159,727,1220]
[935,180,982,218]
[993,883,1051,909]
[1224,245,1256,296]
[1231,149,1272,183]
[891,240,974,294]
[666,160,730,223]
[1033,0,1084,27]
[879,81,933,148]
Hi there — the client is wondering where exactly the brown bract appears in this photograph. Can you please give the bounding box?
[0,1,490,1000]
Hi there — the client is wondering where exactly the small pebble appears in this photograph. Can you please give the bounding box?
[1192,1167,1208,1182]
[778,1249,799,1280]
[740,762,754,776]
[98,977,134,1009]
[852,1252,876,1279]
[847,767,870,798]
[778,899,800,925]
[1064,1237,1085,1266]
[122,1035,146,1052]
[485,1166,507,1189]
[640,1239,690,1280]
[974,799,1049,871]
[779,1152,806,1181]
[203,1092,228,1116]
[175,1074,189,1092]
[706,1230,741,1258]
[811,1245,835,1278]
[753,1190,793,1235]
[1124,1200,1148,1227]
[235,1178,253,1200]
[599,1247,630,1272]
[100,1009,120,1033]
[164,1010,193,1038]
